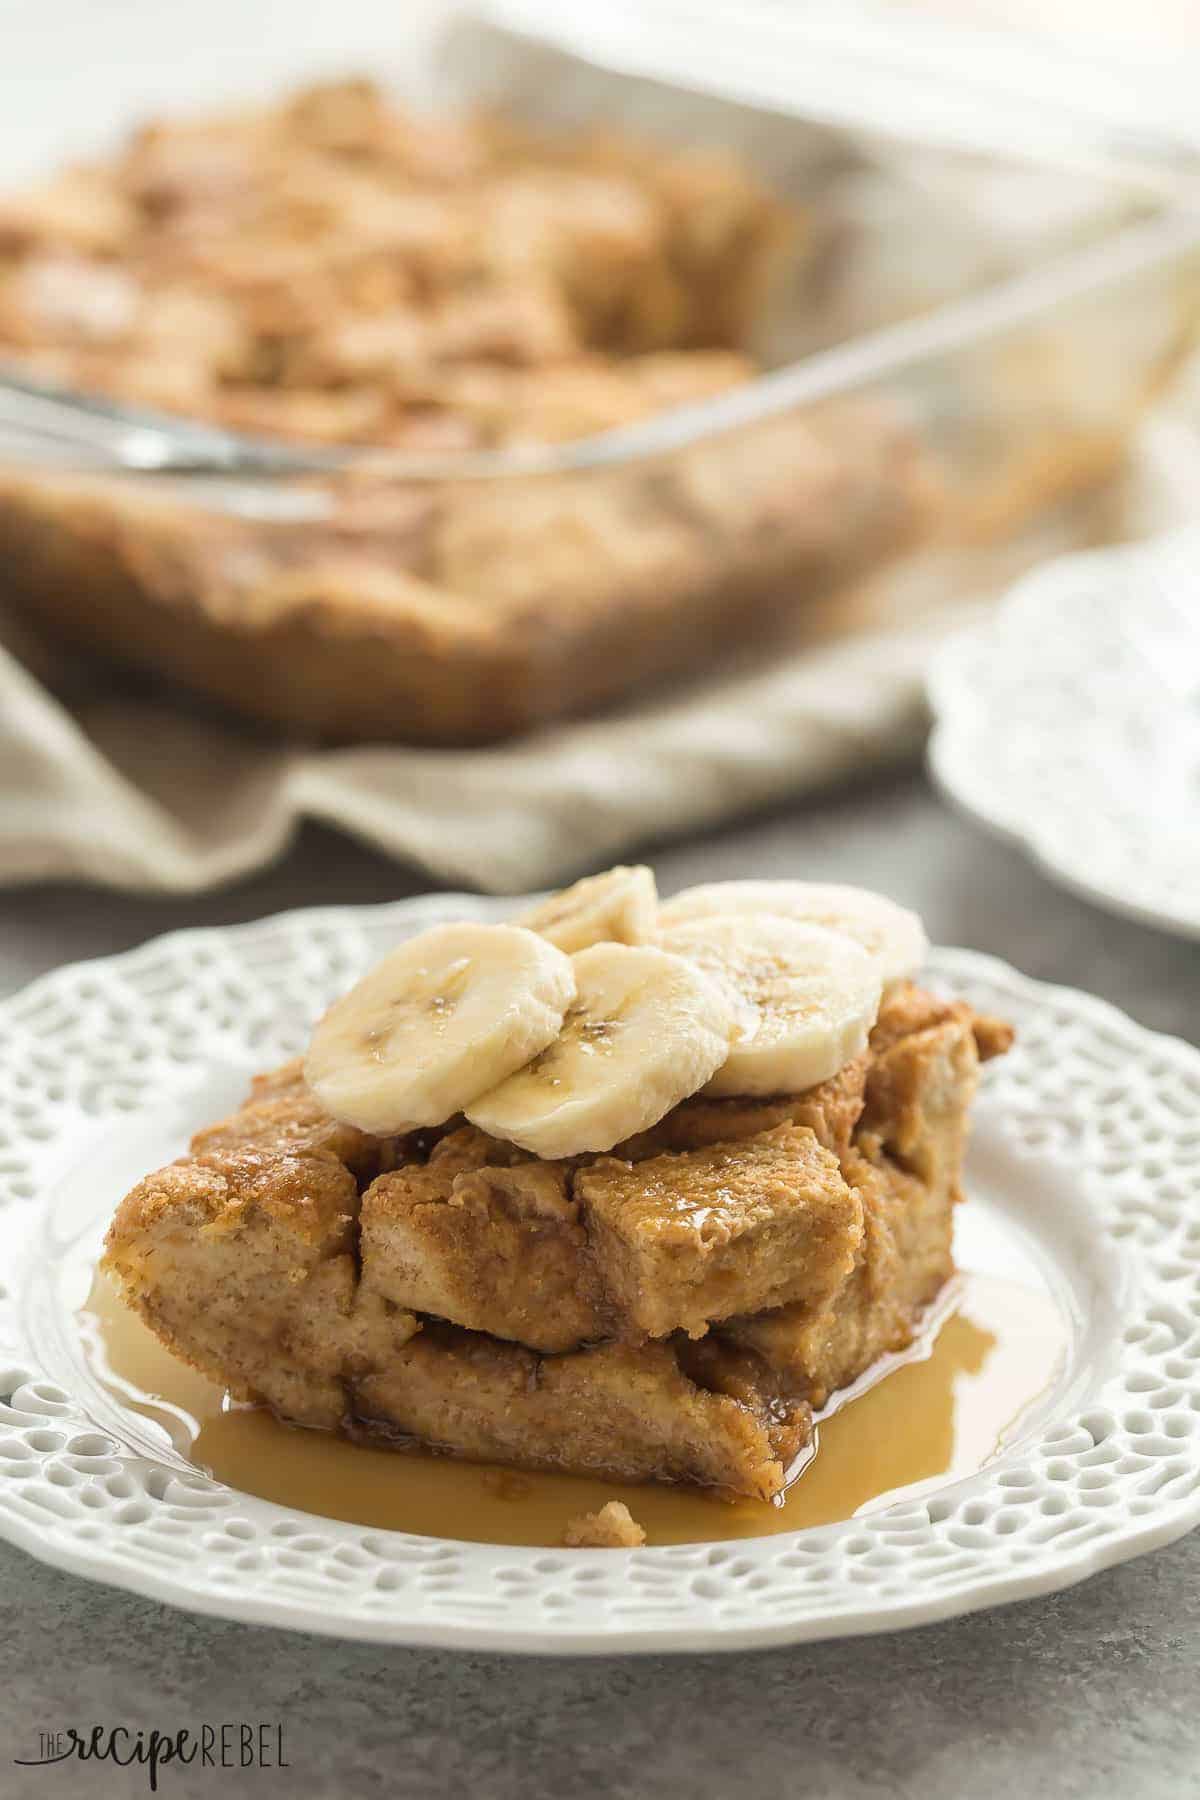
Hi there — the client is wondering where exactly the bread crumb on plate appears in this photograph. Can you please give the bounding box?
[563,1500,647,1549]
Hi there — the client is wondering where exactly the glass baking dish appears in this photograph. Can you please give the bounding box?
[1,6,1198,746]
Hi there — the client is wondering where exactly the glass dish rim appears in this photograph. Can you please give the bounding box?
[3,9,1200,490]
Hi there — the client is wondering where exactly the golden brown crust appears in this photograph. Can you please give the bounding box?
[427,1124,536,1174]
[718,1016,980,1407]
[862,1013,979,1198]
[189,1089,383,1184]
[362,1158,610,1354]
[103,1147,418,1427]
[575,1124,860,1341]
[872,980,1014,1066]
[356,1328,809,1502]
[614,1053,867,1160]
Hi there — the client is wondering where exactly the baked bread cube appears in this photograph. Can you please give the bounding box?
[717,1143,955,1408]
[355,1327,808,1502]
[612,1052,867,1160]
[361,1157,611,1354]
[103,1147,417,1428]
[189,1087,384,1184]
[718,1011,982,1406]
[861,1004,981,1198]
[362,1121,861,1351]
[574,1124,860,1341]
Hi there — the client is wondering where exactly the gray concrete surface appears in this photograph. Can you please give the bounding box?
[2,770,1198,1799]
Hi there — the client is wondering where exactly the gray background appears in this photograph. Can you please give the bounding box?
[2,772,1198,1799]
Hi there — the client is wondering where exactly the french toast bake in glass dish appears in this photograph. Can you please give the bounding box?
[4,49,1195,747]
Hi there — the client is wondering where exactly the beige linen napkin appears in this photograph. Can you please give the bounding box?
[0,596,959,894]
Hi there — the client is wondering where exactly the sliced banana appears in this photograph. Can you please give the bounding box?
[658,913,882,1097]
[517,865,658,954]
[305,922,575,1134]
[466,942,735,1158]
[658,880,927,987]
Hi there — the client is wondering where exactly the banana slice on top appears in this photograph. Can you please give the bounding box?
[517,865,658,954]
[466,942,735,1158]
[658,880,927,988]
[658,913,882,1097]
[305,922,575,1134]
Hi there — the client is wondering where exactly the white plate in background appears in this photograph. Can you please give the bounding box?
[929,526,1200,941]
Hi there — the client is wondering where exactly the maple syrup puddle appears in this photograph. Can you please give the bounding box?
[79,1268,1067,1548]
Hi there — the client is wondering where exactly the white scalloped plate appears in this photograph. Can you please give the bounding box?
[3,896,1200,1653]
[928,526,1200,941]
